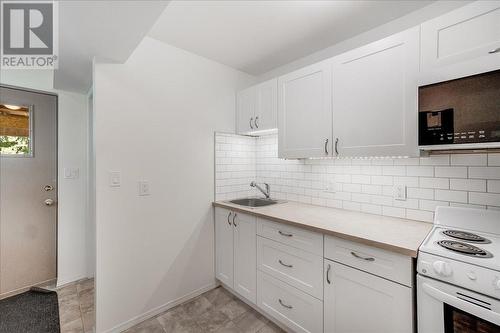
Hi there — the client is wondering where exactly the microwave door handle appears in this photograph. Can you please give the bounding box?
[422,283,500,325]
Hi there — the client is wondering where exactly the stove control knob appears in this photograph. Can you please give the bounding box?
[494,278,500,291]
[433,261,452,277]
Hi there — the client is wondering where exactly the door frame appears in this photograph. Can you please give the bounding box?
[0,84,59,296]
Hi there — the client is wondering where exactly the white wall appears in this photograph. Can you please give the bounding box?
[0,69,91,286]
[93,37,254,332]
[257,1,472,81]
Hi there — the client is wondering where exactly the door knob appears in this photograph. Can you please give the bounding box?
[44,199,55,206]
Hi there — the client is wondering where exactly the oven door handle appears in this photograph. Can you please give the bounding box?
[422,283,500,325]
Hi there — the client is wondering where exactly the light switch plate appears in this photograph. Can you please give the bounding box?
[393,184,407,201]
[138,181,150,196]
[109,171,121,187]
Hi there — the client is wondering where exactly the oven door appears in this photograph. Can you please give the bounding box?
[418,275,500,333]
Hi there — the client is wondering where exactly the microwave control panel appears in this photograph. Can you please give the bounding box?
[418,109,500,146]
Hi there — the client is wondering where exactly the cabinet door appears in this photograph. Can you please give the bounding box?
[237,86,256,134]
[421,1,500,72]
[233,212,257,304]
[332,27,419,157]
[278,60,332,158]
[255,78,278,132]
[215,208,234,288]
[324,260,413,333]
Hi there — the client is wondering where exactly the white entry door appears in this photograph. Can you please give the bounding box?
[0,86,57,298]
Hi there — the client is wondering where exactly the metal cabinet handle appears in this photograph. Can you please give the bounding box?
[324,138,329,155]
[489,47,500,54]
[335,138,339,156]
[227,212,232,226]
[278,299,293,309]
[326,264,331,284]
[278,259,293,268]
[255,116,259,128]
[351,251,375,262]
[44,185,54,191]
[278,230,293,237]
[44,199,55,206]
[250,117,254,129]
[232,213,237,226]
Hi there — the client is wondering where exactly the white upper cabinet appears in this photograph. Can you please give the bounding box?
[256,78,278,132]
[236,85,256,134]
[421,1,500,77]
[332,27,419,157]
[278,60,333,158]
[237,78,277,134]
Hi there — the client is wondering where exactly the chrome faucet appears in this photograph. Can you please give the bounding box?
[250,181,271,199]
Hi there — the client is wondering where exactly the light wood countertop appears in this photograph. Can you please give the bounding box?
[213,200,432,258]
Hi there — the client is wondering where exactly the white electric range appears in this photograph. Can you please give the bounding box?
[417,206,500,333]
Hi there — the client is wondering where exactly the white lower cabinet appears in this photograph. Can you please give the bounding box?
[257,271,323,333]
[324,259,413,333]
[215,207,256,304]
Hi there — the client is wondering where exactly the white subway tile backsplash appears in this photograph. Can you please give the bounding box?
[469,167,500,180]
[407,187,434,200]
[407,166,434,177]
[488,180,500,193]
[451,154,487,166]
[420,155,450,166]
[450,179,486,192]
[435,190,468,203]
[488,154,500,166]
[382,206,405,218]
[435,167,468,178]
[419,200,449,211]
[215,133,500,223]
[469,192,500,206]
[406,209,434,223]
[382,166,406,176]
[419,177,449,189]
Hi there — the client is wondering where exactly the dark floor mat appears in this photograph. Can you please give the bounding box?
[0,290,60,333]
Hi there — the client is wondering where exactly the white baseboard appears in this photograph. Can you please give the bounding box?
[102,282,218,333]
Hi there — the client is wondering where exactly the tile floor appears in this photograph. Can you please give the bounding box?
[57,278,95,333]
[124,286,284,333]
[57,282,283,333]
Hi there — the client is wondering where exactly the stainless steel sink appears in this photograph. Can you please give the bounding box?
[229,198,279,207]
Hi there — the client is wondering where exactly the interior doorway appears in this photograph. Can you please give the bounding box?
[0,85,58,299]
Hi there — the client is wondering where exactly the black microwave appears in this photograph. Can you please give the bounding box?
[418,70,500,150]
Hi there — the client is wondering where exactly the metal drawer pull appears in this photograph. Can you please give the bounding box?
[324,138,329,154]
[351,251,375,261]
[278,259,293,268]
[227,212,232,226]
[250,117,254,129]
[278,230,293,237]
[489,47,500,54]
[335,138,339,155]
[279,299,293,309]
[326,264,331,284]
[233,213,237,226]
[255,116,259,128]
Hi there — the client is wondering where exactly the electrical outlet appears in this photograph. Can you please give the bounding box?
[109,171,121,187]
[393,184,407,201]
[138,181,150,196]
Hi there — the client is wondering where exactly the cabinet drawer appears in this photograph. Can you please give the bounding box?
[257,218,323,255]
[257,271,323,333]
[257,237,323,299]
[324,236,412,286]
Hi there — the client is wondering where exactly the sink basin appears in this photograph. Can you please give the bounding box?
[229,198,278,207]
